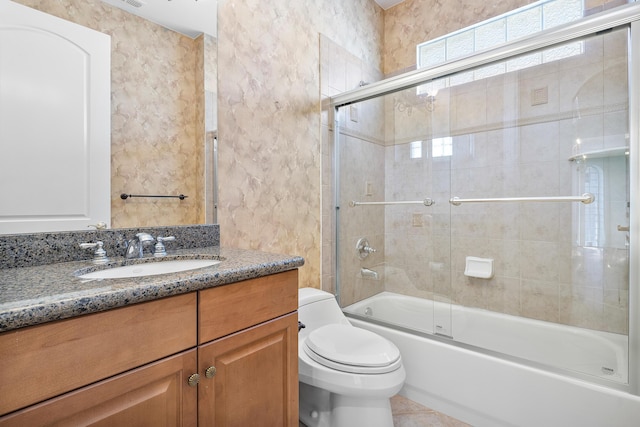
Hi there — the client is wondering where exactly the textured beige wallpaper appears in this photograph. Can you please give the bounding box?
[14,0,205,228]
[217,0,384,289]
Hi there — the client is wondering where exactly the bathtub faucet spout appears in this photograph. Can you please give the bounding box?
[361,268,379,280]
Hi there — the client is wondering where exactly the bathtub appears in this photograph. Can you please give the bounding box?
[344,292,640,427]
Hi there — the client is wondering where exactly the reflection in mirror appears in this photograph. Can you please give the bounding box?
[2,0,217,234]
[100,0,216,38]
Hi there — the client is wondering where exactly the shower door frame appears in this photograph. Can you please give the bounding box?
[332,2,640,395]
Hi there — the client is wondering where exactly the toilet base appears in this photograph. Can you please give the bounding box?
[331,393,394,427]
[299,383,331,427]
[299,382,394,427]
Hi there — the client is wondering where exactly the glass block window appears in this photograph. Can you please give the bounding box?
[416,0,585,92]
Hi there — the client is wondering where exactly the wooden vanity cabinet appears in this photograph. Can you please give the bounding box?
[0,270,299,426]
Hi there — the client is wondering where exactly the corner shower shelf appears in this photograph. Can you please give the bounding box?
[568,147,629,161]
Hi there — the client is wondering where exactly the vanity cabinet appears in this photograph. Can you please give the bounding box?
[0,270,299,426]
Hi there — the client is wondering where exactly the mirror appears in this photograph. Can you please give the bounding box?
[2,0,217,234]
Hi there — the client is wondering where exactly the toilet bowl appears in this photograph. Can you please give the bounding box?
[298,288,405,427]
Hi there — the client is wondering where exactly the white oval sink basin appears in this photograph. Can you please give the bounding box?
[78,259,221,279]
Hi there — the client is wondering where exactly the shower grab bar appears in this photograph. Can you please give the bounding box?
[449,193,594,206]
[349,198,435,207]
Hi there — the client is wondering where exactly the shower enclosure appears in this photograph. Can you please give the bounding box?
[332,2,638,393]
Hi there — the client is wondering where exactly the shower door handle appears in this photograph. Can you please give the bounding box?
[617,225,629,232]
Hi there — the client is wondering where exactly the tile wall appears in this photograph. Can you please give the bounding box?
[335,18,629,333]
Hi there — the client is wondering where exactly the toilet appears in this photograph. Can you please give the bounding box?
[298,288,405,427]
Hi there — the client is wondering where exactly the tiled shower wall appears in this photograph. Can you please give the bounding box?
[335,23,629,334]
[387,26,628,334]
[320,35,385,297]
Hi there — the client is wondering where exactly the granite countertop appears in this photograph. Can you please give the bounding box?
[0,246,304,333]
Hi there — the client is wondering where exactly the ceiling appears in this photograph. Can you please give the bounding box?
[374,0,406,9]
[99,0,404,39]
[99,0,216,38]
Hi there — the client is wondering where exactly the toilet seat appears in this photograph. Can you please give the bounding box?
[303,324,401,374]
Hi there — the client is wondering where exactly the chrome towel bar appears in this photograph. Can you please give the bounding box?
[449,193,594,206]
[121,193,188,200]
[349,198,435,207]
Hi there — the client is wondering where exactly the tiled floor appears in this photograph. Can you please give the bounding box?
[299,395,471,427]
[391,395,471,427]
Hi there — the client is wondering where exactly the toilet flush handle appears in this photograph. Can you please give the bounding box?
[298,321,306,332]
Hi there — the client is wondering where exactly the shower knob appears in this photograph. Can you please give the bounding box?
[356,237,376,260]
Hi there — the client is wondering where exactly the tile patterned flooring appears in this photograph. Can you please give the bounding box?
[391,395,471,427]
[299,395,471,427]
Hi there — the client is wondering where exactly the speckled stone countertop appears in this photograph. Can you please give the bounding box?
[0,247,304,332]
[0,246,304,333]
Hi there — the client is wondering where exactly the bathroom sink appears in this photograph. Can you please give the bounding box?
[77,259,221,279]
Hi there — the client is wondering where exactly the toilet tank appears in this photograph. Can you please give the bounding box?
[298,288,350,335]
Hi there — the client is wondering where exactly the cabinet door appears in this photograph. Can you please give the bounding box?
[0,350,198,427]
[198,313,299,426]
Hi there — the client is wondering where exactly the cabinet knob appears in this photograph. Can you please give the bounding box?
[187,373,200,387]
[205,366,217,378]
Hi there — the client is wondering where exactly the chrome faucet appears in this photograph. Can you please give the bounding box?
[361,268,379,280]
[125,233,155,259]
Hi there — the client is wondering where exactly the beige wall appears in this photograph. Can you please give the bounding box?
[14,0,205,228]
[216,0,384,289]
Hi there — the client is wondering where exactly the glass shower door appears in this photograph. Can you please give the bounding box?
[335,89,452,336]
[336,20,630,386]
[443,26,630,383]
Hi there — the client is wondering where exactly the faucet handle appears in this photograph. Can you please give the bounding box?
[154,236,176,257]
[87,222,108,230]
[356,238,377,260]
[79,241,109,265]
[135,232,155,242]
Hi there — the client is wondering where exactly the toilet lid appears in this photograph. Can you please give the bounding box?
[304,324,401,374]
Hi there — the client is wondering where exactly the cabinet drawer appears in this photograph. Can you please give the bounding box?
[0,293,197,416]
[199,270,298,344]
[0,350,198,427]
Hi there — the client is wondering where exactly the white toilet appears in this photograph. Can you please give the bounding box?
[298,288,405,427]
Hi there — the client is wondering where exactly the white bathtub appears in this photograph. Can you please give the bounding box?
[344,292,640,427]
